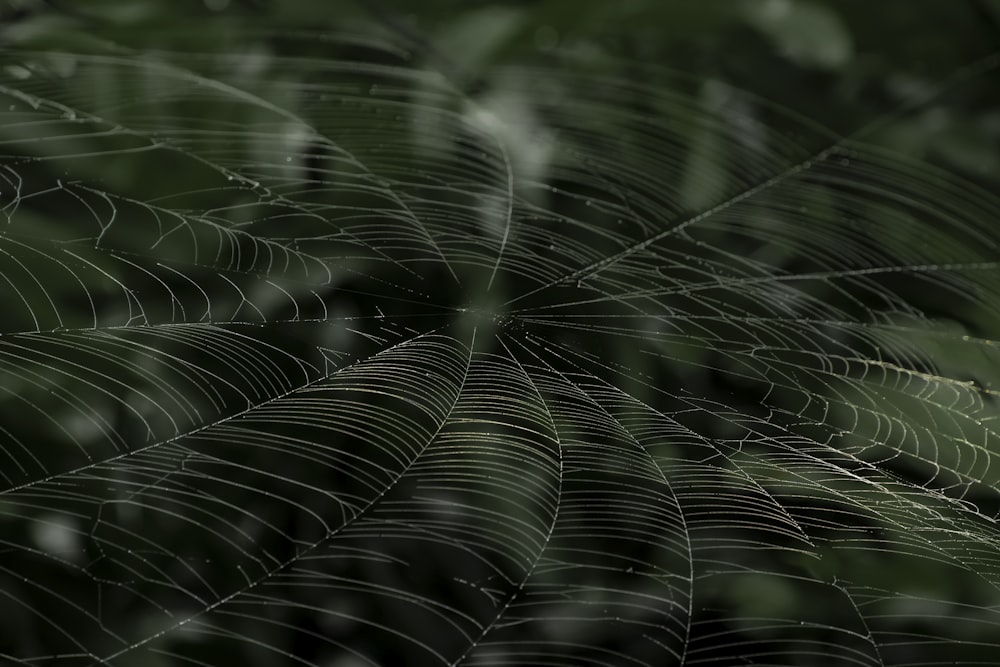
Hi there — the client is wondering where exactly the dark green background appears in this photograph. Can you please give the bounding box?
[2,1,1000,665]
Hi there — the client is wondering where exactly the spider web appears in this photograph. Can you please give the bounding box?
[2,9,1000,667]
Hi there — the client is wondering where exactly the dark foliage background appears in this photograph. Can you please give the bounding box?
[2,1,1000,665]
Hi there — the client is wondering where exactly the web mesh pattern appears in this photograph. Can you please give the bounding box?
[2,20,1000,666]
